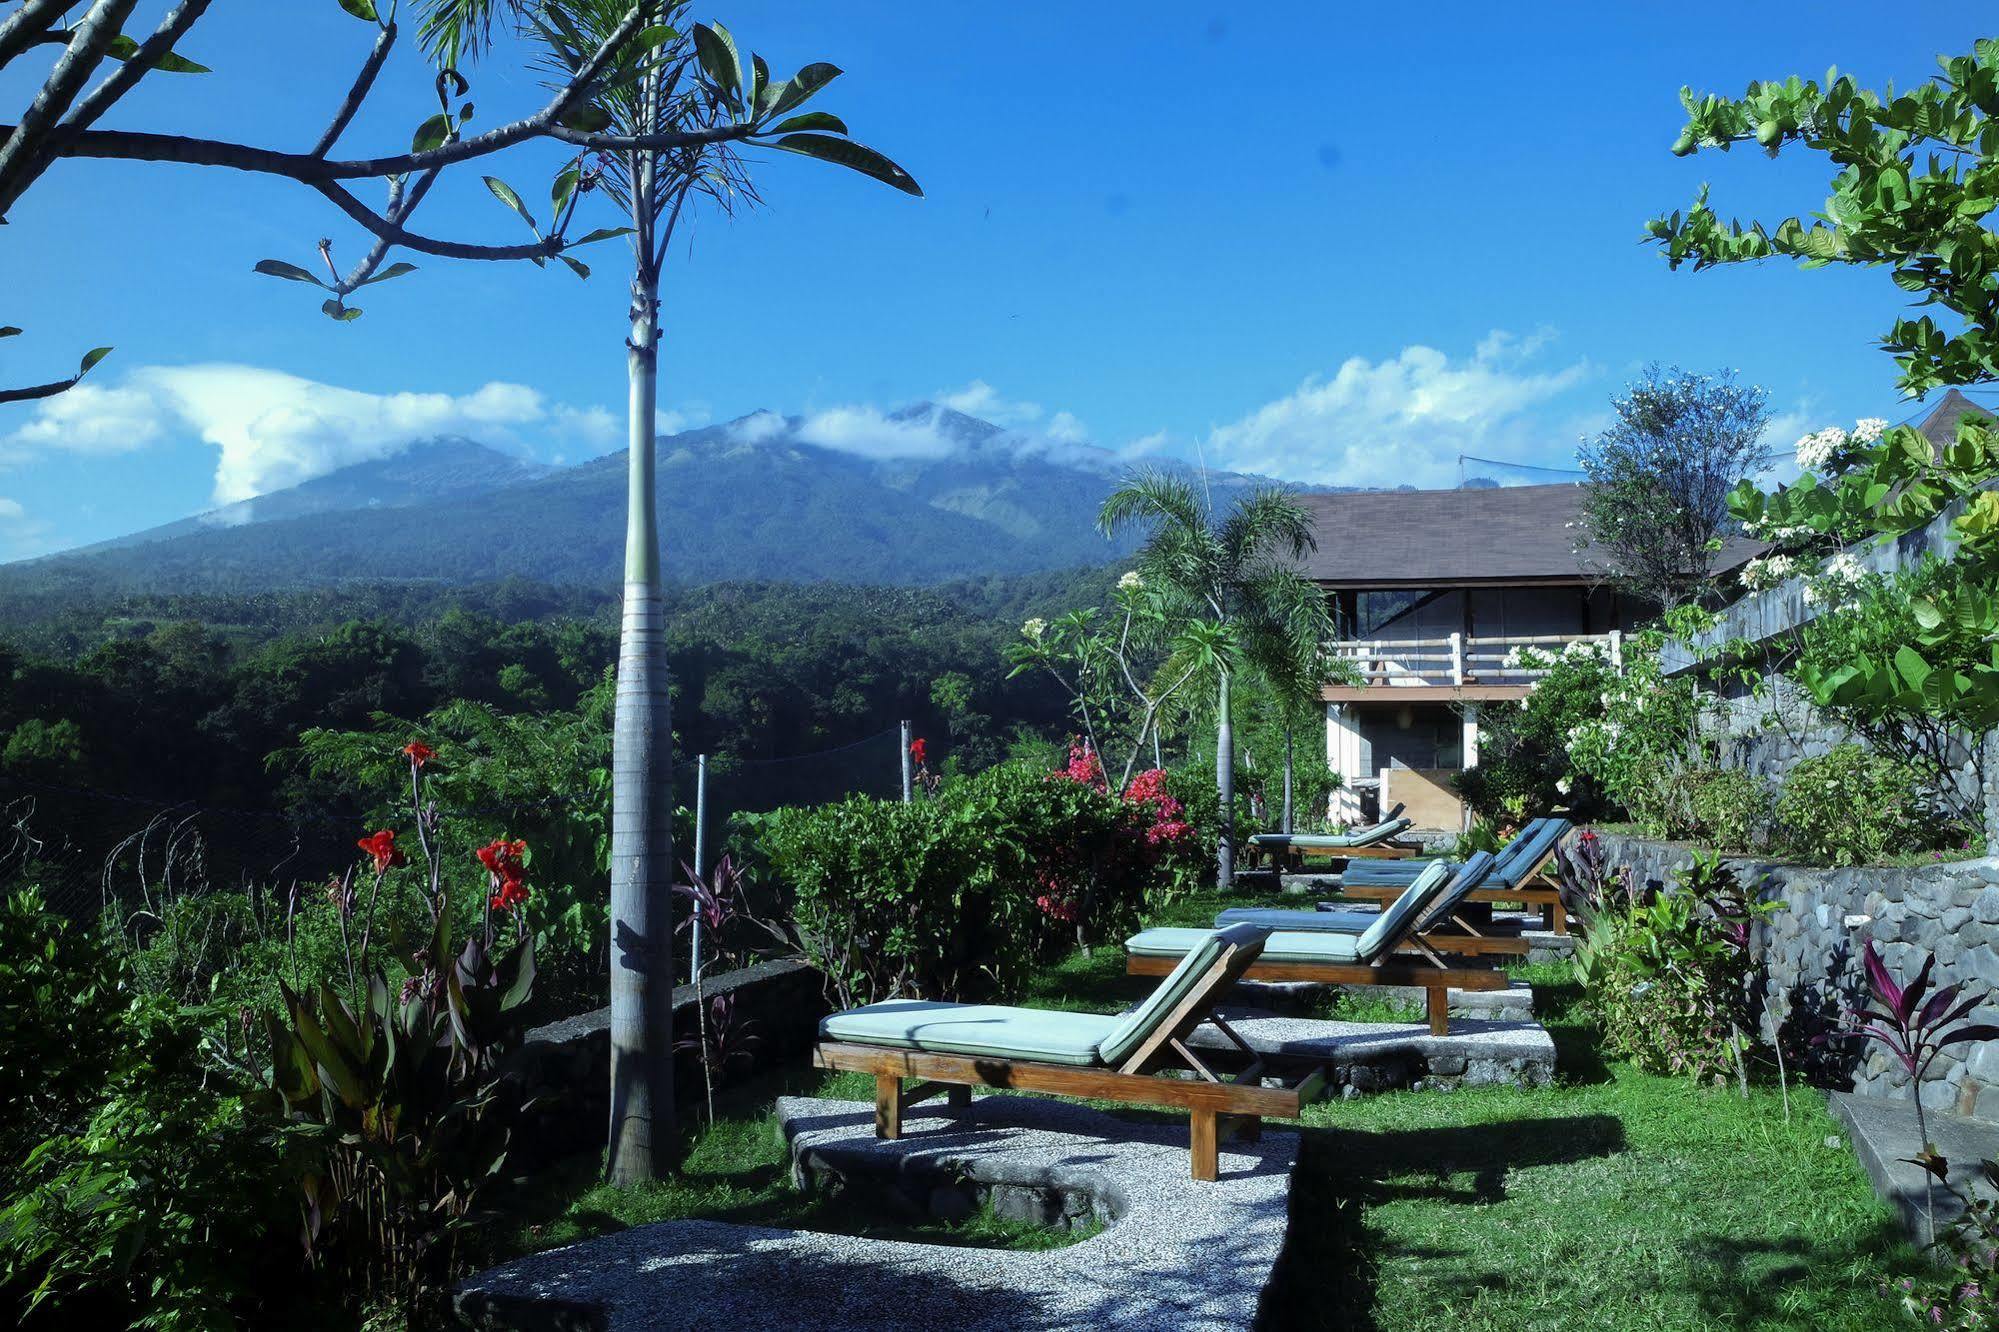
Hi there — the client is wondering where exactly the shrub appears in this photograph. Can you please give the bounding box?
[1776,743,1938,866]
[0,889,288,1332]
[1573,851,1777,1083]
[1687,767,1773,852]
[766,753,1199,1007]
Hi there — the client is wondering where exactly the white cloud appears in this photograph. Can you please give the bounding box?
[1045,410,1089,444]
[797,405,956,460]
[655,403,713,436]
[3,384,165,457]
[728,410,787,444]
[1202,332,1592,488]
[0,497,23,521]
[936,379,1043,428]
[3,364,618,505]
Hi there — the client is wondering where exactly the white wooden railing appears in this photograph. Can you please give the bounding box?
[1329,630,1623,688]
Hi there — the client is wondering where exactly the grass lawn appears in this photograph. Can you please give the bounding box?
[494,889,1922,1331]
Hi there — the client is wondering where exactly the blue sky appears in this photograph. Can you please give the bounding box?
[0,2,1985,557]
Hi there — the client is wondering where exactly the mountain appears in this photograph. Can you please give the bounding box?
[80,438,553,552]
[2,405,1276,594]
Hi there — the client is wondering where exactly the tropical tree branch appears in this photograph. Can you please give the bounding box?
[313,178,558,263]
[312,17,398,158]
[0,0,136,207]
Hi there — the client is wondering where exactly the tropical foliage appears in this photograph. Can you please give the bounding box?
[1574,366,1771,608]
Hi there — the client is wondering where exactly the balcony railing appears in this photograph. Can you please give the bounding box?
[1329,630,1624,689]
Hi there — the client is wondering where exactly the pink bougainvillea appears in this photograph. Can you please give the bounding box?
[1028,749,1194,928]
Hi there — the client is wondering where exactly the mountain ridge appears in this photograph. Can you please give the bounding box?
[2,404,1317,594]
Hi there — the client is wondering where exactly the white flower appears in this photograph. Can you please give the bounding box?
[1116,570,1143,592]
[1795,426,1848,472]
[1821,550,1867,585]
[1555,776,1573,795]
[1852,417,1888,444]
[1023,617,1047,642]
[1740,553,1797,590]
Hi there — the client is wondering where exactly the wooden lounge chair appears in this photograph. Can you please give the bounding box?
[814,924,1325,1181]
[1336,818,1573,934]
[1127,856,1511,1036]
[1249,814,1418,868]
[1213,851,1526,959]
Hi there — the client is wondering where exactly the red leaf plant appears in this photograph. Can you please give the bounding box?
[1831,940,1999,1242]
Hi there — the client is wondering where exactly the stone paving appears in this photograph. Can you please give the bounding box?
[455,1094,1299,1331]
[1198,1006,1557,1093]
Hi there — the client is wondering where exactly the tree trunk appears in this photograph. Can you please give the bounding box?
[1282,718,1295,834]
[607,258,674,1185]
[1216,671,1234,891]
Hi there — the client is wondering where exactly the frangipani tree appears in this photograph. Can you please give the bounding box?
[443,0,918,1184]
[1,1,811,400]
[1098,473,1331,888]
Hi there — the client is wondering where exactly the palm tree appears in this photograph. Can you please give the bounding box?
[438,0,916,1184]
[1099,472,1331,888]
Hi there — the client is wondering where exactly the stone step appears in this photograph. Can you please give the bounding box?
[1237,976,1537,1020]
[1193,1006,1557,1095]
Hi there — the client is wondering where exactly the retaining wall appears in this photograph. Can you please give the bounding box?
[1589,829,1999,1118]
[506,956,829,1167]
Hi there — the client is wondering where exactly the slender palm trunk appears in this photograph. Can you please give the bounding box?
[1216,671,1234,891]
[607,250,675,1186]
[1282,719,1294,834]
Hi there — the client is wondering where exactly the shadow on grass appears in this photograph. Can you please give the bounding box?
[1679,1227,1920,1330]
[1257,1115,1626,1330]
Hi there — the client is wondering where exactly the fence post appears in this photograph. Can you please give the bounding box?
[691,753,708,982]
[1449,631,1464,687]
[1608,629,1624,671]
[900,720,913,803]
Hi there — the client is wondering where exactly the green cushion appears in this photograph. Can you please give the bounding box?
[1215,905,1380,932]
[819,1000,1117,1066]
[1128,926,1362,965]
[1251,816,1411,850]
[1096,923,1264,1067]
[1357,859,1454,960]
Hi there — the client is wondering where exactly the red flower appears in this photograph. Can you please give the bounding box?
[475,837,527,878]
[403,741,436,768]
[357,829,406,873]
[1056,742,1105,791]
[490,876,530,913]
[476,838,530,912]
[909,737,928,767]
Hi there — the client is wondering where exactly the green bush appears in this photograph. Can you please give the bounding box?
[0,889,289,1332]
[765,757,1196,1007]
[1687,768,1774,852]
[1572,851,1777,1083]
[1776,743,1938,866]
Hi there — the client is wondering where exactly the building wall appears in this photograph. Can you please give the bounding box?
[1361,586,1626,640]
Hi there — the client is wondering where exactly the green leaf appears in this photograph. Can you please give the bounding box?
[353,262,418,289]
[566,226,635,246]
[0,327,19,338]
[482,176,538,233]
[320,299,363,322]
[550,165,582,217]
[336,0,379,19]
[769,111,848,135]
[77,347,111,377]
[767,62,841,119]
[558,255,590,280]
[769,134,922,196]
[411,113,453,154]
[104,34,209,74]
[556,103,613,133]
[693,23,743,108]
[252,259,326,287]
